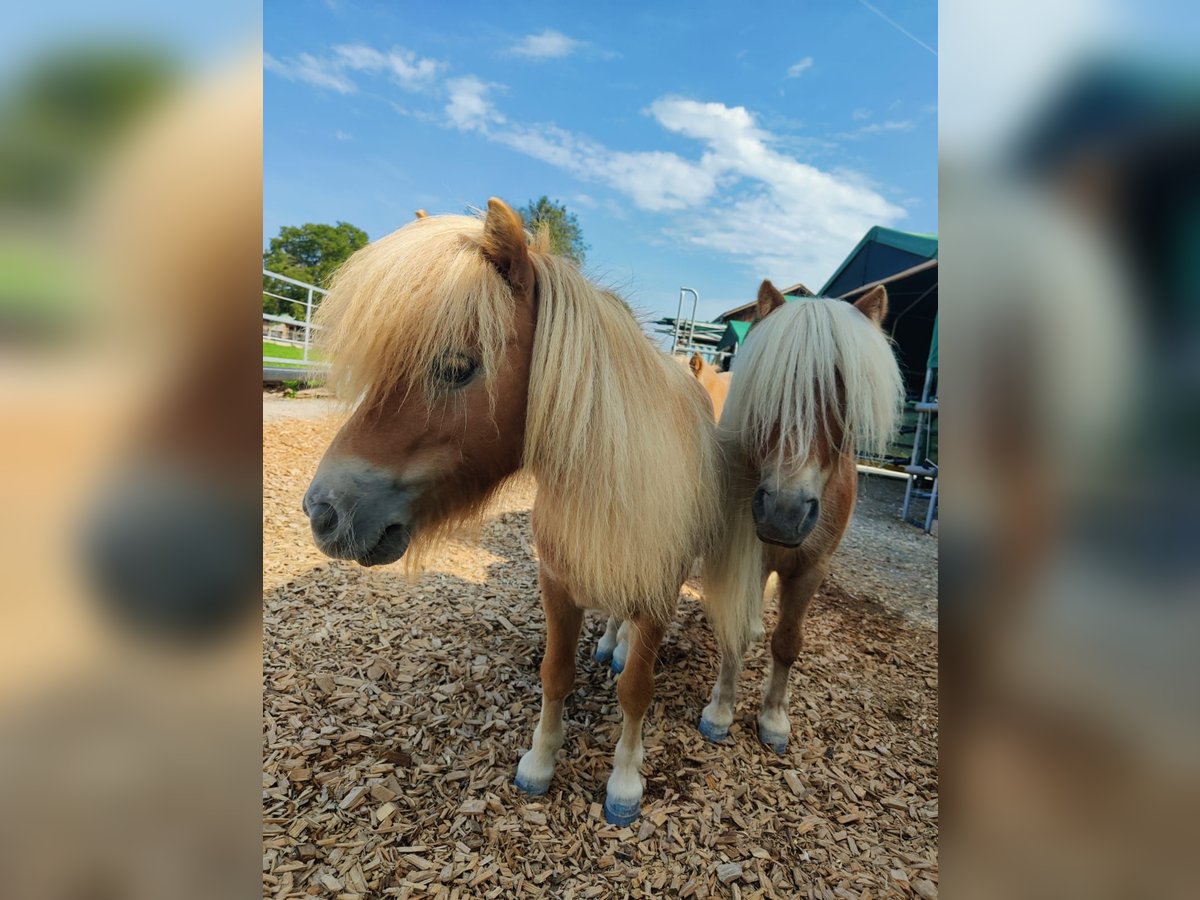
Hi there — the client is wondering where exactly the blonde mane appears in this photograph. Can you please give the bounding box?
[315,214,724,626]
[721,297,903,464]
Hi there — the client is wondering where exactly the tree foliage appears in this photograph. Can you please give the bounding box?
[0,47,176,210]
[518,196,588,266]
[262,221,368,316]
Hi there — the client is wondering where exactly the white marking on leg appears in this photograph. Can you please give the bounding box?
[605,710,645,812]
[611,620,630,673]
[700,651,740,739]
[595,616,619,662]
[758,656,792,741]
[515,698,564,793]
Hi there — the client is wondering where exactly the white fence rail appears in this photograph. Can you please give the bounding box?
[262,269,327,370]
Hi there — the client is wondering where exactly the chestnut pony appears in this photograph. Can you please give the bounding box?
[699,280,903,752]
[689,352,732,421]
[302,200,748,825]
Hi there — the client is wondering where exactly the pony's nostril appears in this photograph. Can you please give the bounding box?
[308,501,339,537]
[751,486,770,523]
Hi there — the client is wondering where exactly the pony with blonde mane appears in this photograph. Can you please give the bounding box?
[303,199,743,824]
[698,281,903,752]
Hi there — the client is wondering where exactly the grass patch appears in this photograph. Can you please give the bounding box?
[263,340,324,368]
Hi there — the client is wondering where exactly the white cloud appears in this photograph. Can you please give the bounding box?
[461,93,905,282]
[508,29,582,60]
[334,130,353,141]
[264,52,357,94]
[333,44,442,90]
[852,108,872,120]
[837,119,917,139]
[489,123,717,211]
[267,41,908,284]
[649,98,905,280]
[445,77,505,131]
[264,44,442,95]
[786,57,814,77]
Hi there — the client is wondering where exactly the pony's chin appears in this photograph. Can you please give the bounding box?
[357,523,412,567]
[755,529,804,549]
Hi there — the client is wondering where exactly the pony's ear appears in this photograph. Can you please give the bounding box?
[689,352,704,376]
[756,280,786,320]
[853,284,888,325]
[481,197,534,296]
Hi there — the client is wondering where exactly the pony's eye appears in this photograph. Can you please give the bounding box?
[433,354,478,387]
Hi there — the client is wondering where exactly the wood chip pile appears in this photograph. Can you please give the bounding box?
[264,415,938,899]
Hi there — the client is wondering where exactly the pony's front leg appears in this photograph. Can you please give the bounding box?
[758,563,824,753]
[699,650,742,742]
[604,615,665,825]
[593,615,620,664]
[515,570,583,795]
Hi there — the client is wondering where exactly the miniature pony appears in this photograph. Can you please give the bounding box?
[302,200,751,824]
[689,352,732,421]
[698,281,903,752]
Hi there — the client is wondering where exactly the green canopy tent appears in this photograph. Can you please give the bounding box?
[715,320,751,362]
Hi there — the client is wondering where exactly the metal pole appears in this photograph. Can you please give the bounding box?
[303,288,313,363]
[679,287,699,353]
[671,289,685,354]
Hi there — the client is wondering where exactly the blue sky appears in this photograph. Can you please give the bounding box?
[265,0,937,322]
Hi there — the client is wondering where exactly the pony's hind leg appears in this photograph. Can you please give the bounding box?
[699,649,742,742]
[604,615,665,825]
[515,570,584,795]
[758,563,825,753]
[609,619,631,675]
[593,615,620,664]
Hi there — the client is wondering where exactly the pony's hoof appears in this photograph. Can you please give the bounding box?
[593,645,613,664]
[757,725,789,754]
[698,716,729,743]
[609,657,625,676]
[513,773,550,796]
[603,795,641,826]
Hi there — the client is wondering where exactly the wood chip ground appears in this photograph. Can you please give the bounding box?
[264,408,938,899]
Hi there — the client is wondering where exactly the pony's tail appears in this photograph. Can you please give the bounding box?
[702,456,766,659]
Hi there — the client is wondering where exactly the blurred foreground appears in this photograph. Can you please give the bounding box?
[943,1,1199,896]
[0,8,261,899]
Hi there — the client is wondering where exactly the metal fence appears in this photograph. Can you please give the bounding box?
[653,286,735,367]
[262,269,327,371]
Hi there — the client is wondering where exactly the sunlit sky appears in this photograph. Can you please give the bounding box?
[265,0,936,321]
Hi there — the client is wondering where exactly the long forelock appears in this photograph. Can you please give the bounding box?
[720,297,904,468]
[315,215,516,408]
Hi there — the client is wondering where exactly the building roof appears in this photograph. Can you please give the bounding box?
[716,319,752,352]
[819,226,938,298]
[715,281,812,322]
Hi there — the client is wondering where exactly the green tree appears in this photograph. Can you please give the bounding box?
[262,221,368,316]
[0,46,177,211]
[518,196,588,266]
